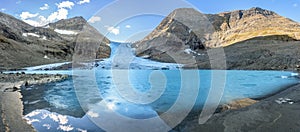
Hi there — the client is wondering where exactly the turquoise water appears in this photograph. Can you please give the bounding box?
[21,69,299,131]
[20,42,300,132]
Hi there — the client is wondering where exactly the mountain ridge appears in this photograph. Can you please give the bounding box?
[0,12,111,70]
[133,7,300,70]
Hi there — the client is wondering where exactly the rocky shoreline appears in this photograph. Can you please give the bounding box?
[0,73,69,132]
[176,83,300,131]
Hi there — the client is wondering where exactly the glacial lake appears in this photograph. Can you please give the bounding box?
[19,43,300,131]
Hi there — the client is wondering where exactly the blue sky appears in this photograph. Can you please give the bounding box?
[1,0,299,42]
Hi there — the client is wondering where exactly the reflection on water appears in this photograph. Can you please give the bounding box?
[22,79,85,118]
[23,109,103,132]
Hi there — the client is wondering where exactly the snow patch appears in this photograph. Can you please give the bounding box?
[44,55,50,59]
[54,29,78,35]
[42,36,47,40]
[22,33,40,37]
[24,62,71,71]
[184,48,197,54]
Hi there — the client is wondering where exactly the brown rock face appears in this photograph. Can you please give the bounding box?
[211,7,300,47]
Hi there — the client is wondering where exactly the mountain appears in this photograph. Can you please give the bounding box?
[207,7,300,46]
[133,7,300,70]
[0,12,110,70]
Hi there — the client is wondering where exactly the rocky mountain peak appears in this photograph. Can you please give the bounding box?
[219,7,276,21]
[133,7,300,66]
[170,8,200,16]
[47,16,87,30]
[0,12,33,34]
[247,7,275,15]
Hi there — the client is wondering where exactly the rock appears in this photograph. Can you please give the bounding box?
[220,98,258,112]
[275,97,294,105]
[24,81,29,87]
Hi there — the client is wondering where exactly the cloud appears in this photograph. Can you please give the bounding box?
[20,10,66,27]
[19,1,75,27]
[1,8,5,12]
[77,0,90,5]
[125,25,131,28]
[40,4,50,10]
[106,26,120,35]
[88,16,101,23]
[56,1,75,9]
[23,19,46,27]
[16,0,22,4]
[77,128,87,132]
[48,8,68,22]
[86,111,99,118]
[58,125,74,131]
[293,3,298,7]
[20,12,39,20]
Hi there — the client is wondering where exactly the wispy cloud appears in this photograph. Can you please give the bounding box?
[293,3,298,7]
[77,0,90,5]
[88,16,101,23]
[1,8,6,12]
[40,4,50,10]
[125,25,131,28]
[106,26,120,35]
[16,0,22,4]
